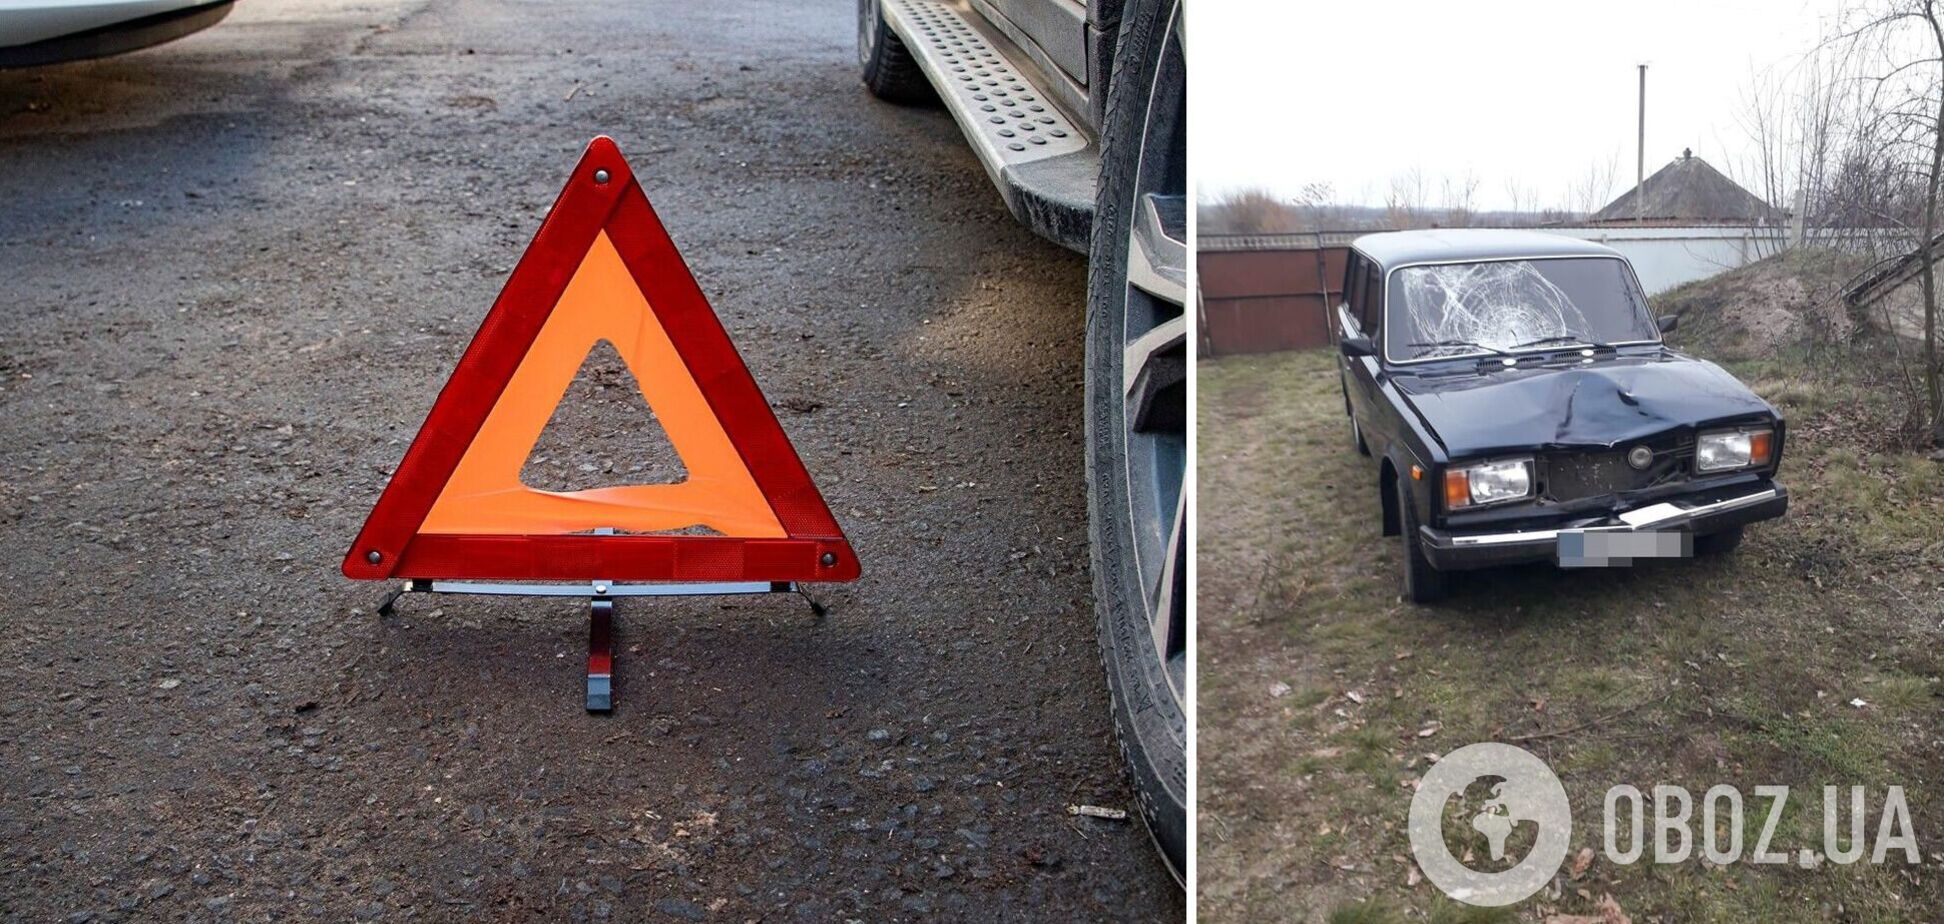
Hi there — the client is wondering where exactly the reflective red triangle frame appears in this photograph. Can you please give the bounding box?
[341,137,859,583]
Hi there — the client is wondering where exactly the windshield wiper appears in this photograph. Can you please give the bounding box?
[1407,339,1510,357]
[1509,334,1612,351]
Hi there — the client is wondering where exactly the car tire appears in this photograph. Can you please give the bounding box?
[1084,0,1186,884]
[1695,525,1744,556]
[856,0,935,103]
[1396,479,1449,604]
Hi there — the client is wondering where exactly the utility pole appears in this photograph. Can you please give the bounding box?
[1636,64,1647,224]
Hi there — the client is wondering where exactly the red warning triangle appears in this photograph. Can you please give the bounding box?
[341,136,859,583]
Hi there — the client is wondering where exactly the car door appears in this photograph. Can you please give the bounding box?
[984,0,1089,86]
[1341,253,1386,446]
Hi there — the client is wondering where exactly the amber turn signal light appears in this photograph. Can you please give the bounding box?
[1749,430,1773,467]
[1443,470,1471,510]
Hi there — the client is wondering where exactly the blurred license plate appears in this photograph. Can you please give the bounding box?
[1557,530,1691,567]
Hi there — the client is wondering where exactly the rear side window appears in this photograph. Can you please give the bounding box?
[1343,254,1366,331]
[1359,262,1383,334]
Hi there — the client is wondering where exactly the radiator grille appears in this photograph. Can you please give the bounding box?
[1541,433,1693,502]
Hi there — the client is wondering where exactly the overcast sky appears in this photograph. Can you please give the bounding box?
[1193,0,1842,211]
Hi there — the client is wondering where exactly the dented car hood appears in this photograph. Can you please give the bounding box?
[1390,351,1776,458]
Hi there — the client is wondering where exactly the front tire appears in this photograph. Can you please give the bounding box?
[1397,479,1449,604]
[1695,525,1744,556]
[856,0,934,103]
[1084,0,1186,883]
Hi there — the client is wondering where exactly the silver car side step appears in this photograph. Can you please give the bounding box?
[882,0,1099,252]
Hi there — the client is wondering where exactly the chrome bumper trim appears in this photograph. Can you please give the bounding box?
[1445,488,1781,548]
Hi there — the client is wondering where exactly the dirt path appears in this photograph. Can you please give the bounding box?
[0,1,1178,919]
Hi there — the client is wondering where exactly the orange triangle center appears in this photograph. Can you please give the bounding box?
[419,232,786,539]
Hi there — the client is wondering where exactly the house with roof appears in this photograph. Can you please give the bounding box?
[1589,149,1785,226]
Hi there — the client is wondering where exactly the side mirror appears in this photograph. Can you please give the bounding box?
[1657,315,1679,334]
[1340,336,1377,358]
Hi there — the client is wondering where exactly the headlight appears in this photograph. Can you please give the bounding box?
[1443,457,1534,509]
[1696,427,1774,473]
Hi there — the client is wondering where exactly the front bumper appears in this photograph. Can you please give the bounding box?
[0,0,233,70]
[1418,482,1788,570]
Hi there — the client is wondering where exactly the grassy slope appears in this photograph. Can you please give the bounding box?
[1197,303,1944,920]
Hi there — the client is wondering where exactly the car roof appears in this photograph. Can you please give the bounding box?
[1350,229,1623,269]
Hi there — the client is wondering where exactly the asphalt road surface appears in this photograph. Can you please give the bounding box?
[0,0,1180,919]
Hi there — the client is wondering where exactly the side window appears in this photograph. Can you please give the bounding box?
[1342,254,1365,333]
[1360,264,1383,335]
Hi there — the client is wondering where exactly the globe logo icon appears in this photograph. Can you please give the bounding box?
[1408,742,1573,906]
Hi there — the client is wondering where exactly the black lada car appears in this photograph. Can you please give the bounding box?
[1334,230,1788,603]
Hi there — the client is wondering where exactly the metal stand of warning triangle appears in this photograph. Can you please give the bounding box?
[374,550,826,713]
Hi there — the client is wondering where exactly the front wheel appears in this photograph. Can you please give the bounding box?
[1397,479,1449,604]
[1695,525,1745,556]
[1084,0,1186,883]
[855,0,934,103]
